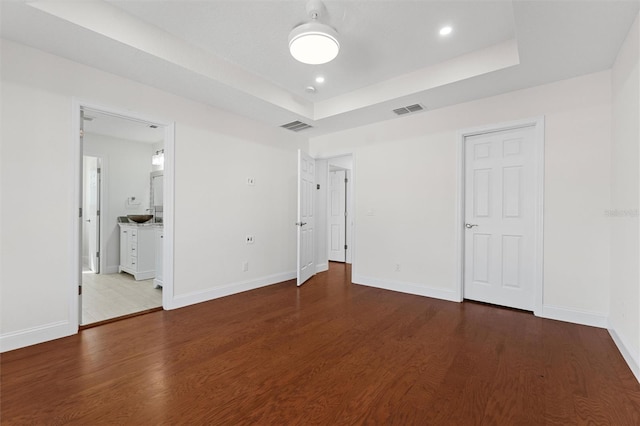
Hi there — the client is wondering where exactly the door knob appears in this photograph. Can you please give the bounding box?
[465,223,478,229]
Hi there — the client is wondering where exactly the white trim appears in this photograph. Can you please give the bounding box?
[313,152,357,275]
[353,275,459,302]
[609,327,640,383]
[455,116,545,314]
[170,271,296,309]
[72,99,177,324]
[162,122,176,309]
[540,304,608,328]
[71,99,82,334]
[316,262,329,273]
[0,321,73,353]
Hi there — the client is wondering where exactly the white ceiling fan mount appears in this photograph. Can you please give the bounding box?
[288,0,340,65]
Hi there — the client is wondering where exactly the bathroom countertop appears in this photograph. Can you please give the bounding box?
[118,222,163,228]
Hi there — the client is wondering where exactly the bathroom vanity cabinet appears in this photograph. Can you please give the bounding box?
[119,224,156,280]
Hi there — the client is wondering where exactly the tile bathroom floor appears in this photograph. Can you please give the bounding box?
[82,271,162,325]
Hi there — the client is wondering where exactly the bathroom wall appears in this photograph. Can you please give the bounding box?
[83,133,154,274]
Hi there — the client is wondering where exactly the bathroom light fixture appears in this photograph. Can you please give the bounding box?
[289,0,340,65]
[152,149,164,167]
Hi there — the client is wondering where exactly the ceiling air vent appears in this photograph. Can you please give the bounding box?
[393,103,425,116]
[280,120,313,132]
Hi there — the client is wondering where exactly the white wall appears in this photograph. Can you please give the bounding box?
[84,133,154,273]
[0,39,303,351]
[310,70,612,325]
[609,12,640,380]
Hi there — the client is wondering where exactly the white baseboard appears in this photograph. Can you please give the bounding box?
[608,327,640,383]
[352,274,459,302]
[540,304,608,328]
[0,320,75,353]
[316,263,329,273]
[168,271,296,310]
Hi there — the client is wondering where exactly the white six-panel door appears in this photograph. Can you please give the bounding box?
[328,170,346,262]
[297,150,316,286]
[464,125,537,310]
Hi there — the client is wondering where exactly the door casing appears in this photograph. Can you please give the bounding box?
[71,99,176,333]
[455,117,545,316]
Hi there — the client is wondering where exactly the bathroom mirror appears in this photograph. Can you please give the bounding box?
[150,171,164,222]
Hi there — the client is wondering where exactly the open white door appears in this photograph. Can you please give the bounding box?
[83,156,101,273]
[297,150,316,286]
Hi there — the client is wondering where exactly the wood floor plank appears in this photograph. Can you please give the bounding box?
[2,263,639,424]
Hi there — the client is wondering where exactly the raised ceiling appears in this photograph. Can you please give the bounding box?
[1,1,638,137]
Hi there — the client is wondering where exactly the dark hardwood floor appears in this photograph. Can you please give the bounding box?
[2,263,640,424]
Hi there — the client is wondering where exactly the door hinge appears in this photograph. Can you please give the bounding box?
[97,209,100,216]
[79,129,84,138]
[96,251,100,258]
[79,207,82,218]
[345,178,348,183]
[344,244,348,250]
[344,211,348,217]
[97,167,101,173]
[78,285,82,295]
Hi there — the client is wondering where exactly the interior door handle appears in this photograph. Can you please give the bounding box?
[295,222,308,227]
[465,223,478,229]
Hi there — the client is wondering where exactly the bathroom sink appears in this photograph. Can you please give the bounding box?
[127,214,153,223]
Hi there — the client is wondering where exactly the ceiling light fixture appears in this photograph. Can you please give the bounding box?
[439,26,453,36]
[289,0,340,65]
[315,76,325,83]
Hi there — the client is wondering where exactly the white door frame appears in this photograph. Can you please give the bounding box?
[455,117,545,316]
[71,99,176,331]
[316,152,356,273]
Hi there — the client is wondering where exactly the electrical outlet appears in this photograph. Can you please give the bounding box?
[242,261,249,272]
[395,263,401,272]
[246,235,255,244]
[246,177,255,186]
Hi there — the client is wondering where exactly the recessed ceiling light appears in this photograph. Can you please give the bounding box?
[305,85,317,93]
[315,76,325,84]
[439,26,453,36]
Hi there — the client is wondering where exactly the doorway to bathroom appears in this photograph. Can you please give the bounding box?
[77,104,174,327]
